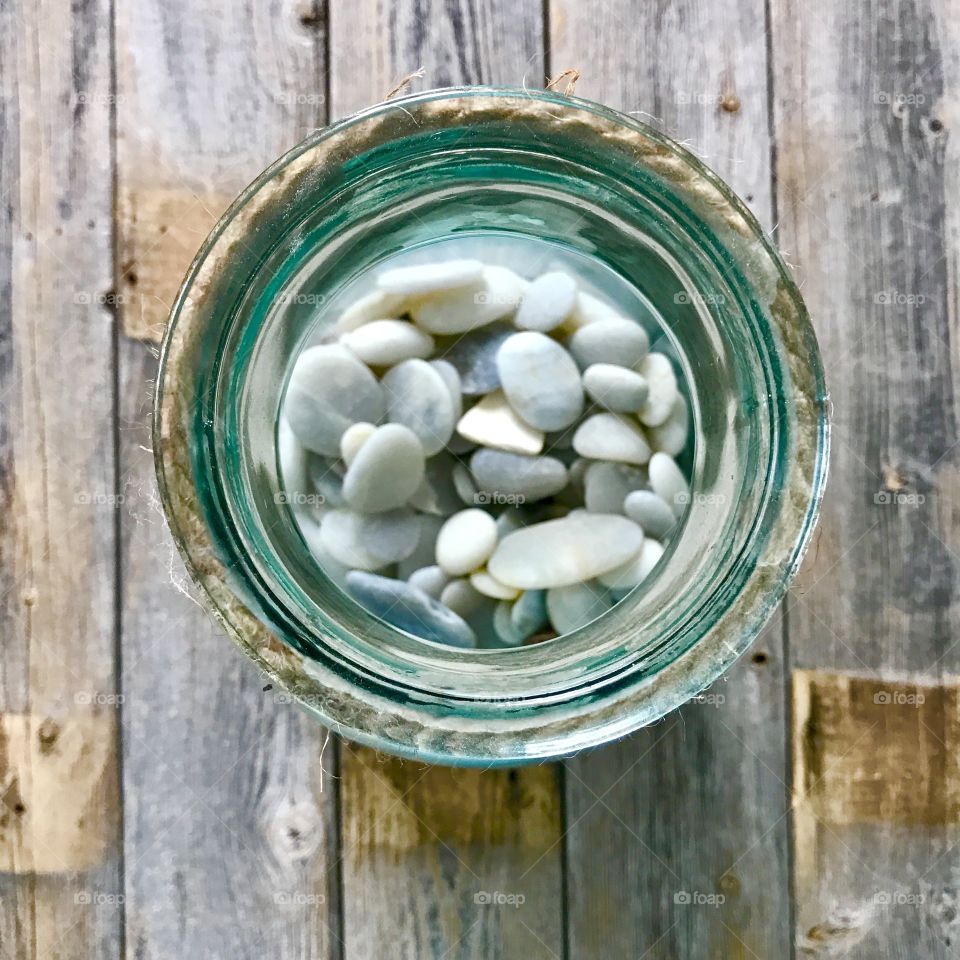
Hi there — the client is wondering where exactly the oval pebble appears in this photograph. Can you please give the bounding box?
[511,589,549,639]
[397,514,444,578]
[649,452,689,518]
[547,582,613,634]
[452,463,478,506]
[569,318,650,370]
[341,320,434,367]
[623,490,677,539]
[319,510,387,570]
[342,423,425,513]
[470,569,521,600]
[573,413,652,465]
[408,453,463,516]
[278,416,308,495]
[429,359,463,422]
[382,359,456,456]
[439,578,486,619]
[307,455,346,508]
[638,353,679,427]
[377,258,484,296]
[410,266,527,334]
[514,271,577,332]
[648,393,689,456]
[583,364,649,413]
[495,508,527,538]
[565,290,623,330]
[345,571,476,648]
[284,344,384,455]
[598,538,664,590]
[435,509,499,576]
[488,513,644,589]
[456,390,544,455]
[321,508,420,569]
[334,289,408,334]
[493,601,526,646]
[407,565,451,600]
[583,461,647,514]
[439,322,514,396]
[298,518,352,588]
[497,332,585,431]
[340,421,376,466]
[469,448,568,504]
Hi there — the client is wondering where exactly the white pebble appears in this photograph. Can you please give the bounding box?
[547,582,613,634]
[638,353,679,427]
[278,415,308,495]
[440,578,486,618]
[598,538,664,589]
[342,423,425,513]
[583,461,647,514]
[410,266,527,334]
[456,390,544,455]
[341,319,434,366]
[573,413,652,465]
[339,421,376,466]
[569,318,650,369]
[298,517,352,588]
[334,289,408,333]
[623,490,676,539]
[648,393,689,456]
[382,359,456,455]
[429,359,463,422]
[377,258,484,296]
[407,565,451,600]
[514,271,577,332]
[320,510,397,570]
[582,364,649,413]
[435,509,499,576]
[565,290,623,330]
[649,452,689,518]
[470,569,521,600]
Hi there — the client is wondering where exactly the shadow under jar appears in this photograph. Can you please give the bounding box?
[155,87,829,766]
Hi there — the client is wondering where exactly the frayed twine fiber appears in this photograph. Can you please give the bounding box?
[546,68,581,96]
[385,66,426,100]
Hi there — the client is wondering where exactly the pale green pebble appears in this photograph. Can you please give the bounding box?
[510,589,548,638]
[546,582,613,634]
[493,601,526,647]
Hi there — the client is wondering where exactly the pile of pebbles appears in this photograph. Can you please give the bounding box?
[279,256,691,649]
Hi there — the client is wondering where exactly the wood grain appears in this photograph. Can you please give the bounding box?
[771,0,960,953]
[549,2,791,957]
[115,1,341,957]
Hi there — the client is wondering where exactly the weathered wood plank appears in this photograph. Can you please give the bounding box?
[549,2,792,957]
[0,0,121,957]
[772,0,960,953]
[327,5,563,958]
[115,2,340,957]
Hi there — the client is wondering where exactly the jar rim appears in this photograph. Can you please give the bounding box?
[154,86,829,764]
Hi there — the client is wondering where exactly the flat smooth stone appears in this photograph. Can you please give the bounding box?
[307,455,346,509]
[573,413,652,465]
[407,565,451,600]
[649,452,689,518]
[564,290,623,331]
[341,320,434,366]
[429,359,463,422]
[469,448,568,504]
[377,258,484,296]
[345,571,477,648]
[514,271,577,332]
[648,393,689,456]
[569,317,650,370]
[438,322,514,396]
[342,423,425,513]
[410,266,528,334]
[470,569,521,600]
[319,509,394,570]
[488,513,644,589]
[435,508,499,576]
[340,421,376,466]
[439,578,487,619]
[284,344,385,455]
[638,353,679,427]
[546,582,613,634]
[452,463,478,506]
[623,490,677,539]
[382,359,456,455]
[598,538,665,589]
[334,288,408,333]
[397,514,444,578]
[278,415,308,494]
[408,453,463,516]
[493,601,526,646]
[497,332,584,432]
[495,508,526,537]
[583,364,649,413]
[298,517,352,588]
[511,589,549,639]
[583,461,647,514]
[456,390,544,455]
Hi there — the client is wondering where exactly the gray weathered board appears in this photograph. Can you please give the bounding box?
[0,0,956,958]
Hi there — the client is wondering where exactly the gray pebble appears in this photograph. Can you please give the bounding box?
[307,455,346,508]
[573,413,652,465]
[546,582,613,634]
[470,448,568,504]
[583,461,647,514]
[382,359,456,456]
[583,364,649,413]
[408,453,463,516]
[407,565,451,599]
[342,423,425,513]
[439,322,514,395]
[439,578,487,619]
[493,601,525,646]
[623,490,676,539]
[514,271,577,332]
[452,463,479,506]
[569,318,650,370]
[510,589,549,639]
[397,514,444,578]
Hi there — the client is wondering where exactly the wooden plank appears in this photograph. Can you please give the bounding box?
[327,6,563,958]
[549,3,792,957]
[0,0,121,957]
[115,3,341,957]
[771,0,960,953]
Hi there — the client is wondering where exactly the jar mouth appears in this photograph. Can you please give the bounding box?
[155,87,828,763]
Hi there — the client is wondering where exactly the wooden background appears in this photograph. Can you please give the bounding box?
[2,0,958,956]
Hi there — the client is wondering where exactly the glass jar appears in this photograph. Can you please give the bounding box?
[155,87,829,766]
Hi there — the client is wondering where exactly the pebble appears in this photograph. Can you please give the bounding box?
[397,514,444,578]
[278,415,308,495]
[470,569,521,600]
[342,423,425,513]
[345,572,477,648]
[452,463,478,506]
[488,513,644,589]
[340,422,376,466]
[456,390,544,455]
[308,456,346,508]
[377,258,484,296]
[547,582,613,634]
[583,461,647,514]
[341,319,434,367]
[407,565,451,600]
[493,601,526,646]
[514,271,577,332]
[408,453,463,515]
[435,509,499,576]
[497,332,585,431]
[334,288,408,333]
[298,517,352,588]
[573,413,652,465]
[469,448,568,504]
[647,393,689,456]
[382,359,456,455]
[319,510,388,570]
[623,490,676,539]
[495,508,526,538]
[511,589,549,639]
[598,539,664,590]
[569,317,650,369]
[429,359,463,422]
[439,323,514,395]
[649,452,689,518]
[439,578,486,619]
[638,353,679,427]
[566,290,623,330]
[410,266,527,334]
[284,344,385,455]
[582,364,649,413]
